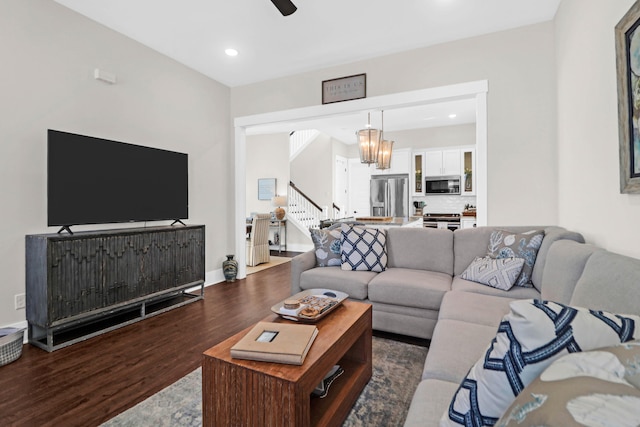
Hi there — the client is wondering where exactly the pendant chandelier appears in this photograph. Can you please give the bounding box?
[376,110,394,170]
[357,112,381,164]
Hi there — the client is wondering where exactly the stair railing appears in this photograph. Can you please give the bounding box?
[288,181,325,230]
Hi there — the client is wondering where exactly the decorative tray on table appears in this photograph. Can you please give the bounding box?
[271,289,349,322]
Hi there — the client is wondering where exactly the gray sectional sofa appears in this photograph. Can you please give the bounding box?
[290,225,640,425]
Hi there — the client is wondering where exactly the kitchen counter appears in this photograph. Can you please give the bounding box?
[355,216,423,228]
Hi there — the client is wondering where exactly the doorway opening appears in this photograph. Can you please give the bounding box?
[234,80,488,278]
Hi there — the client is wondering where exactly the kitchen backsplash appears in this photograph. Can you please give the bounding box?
[413,195,476,215]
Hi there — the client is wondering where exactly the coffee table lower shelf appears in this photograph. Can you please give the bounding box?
[202,300,372,427]
[310,357,369,426]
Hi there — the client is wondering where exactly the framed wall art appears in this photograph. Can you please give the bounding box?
[322,73,366,104]
[258,178,276,200]
[616,2,640,193]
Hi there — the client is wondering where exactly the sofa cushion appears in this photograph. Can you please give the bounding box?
[453,226,584,290]
[404,379,460,427]
[487,229,545,287]
[371,302,439,340]
[539,240,603,304]
[386,227,454,275]
[438,291,515,327]
[497,341,640,426]
[299,268,376,300]
[528,227,585,292]
[422,319,499,384]
[451,276,541,300]
[368,268,452,311]
[309,228,342,267]
[570,250,640,317]
[441,299,640,427]
[461,256,525,291]
[340,224,387,272]
[453,226,548,277]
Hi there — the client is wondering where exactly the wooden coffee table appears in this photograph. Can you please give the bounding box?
[202,300,372,427]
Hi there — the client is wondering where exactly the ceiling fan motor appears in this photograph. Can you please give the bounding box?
[271,0,297,16]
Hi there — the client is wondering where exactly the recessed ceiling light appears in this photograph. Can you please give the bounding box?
[423,116,436,121]
[448,114,457,119]
[225,48,238,57]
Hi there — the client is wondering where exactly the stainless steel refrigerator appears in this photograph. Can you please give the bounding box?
[370,174,410,218]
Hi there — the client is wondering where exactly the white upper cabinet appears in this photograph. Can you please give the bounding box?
[411,151,424,196]
[425,149,461,176]
[375,147,411,175]
[461,147,476,195]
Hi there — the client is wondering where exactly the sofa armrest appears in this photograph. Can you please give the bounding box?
[290,250,316,294]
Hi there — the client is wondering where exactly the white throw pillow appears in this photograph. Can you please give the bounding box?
[440,299,640,427]
[461,256,525,291]
[340,224,387,272]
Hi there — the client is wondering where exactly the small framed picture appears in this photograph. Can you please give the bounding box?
[322,73,366,104]
[258,178,276,200]
[256,330,278,343]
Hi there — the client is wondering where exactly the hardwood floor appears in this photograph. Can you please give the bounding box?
[0,260,294,427]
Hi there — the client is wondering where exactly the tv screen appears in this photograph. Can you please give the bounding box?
[48,129,188,228]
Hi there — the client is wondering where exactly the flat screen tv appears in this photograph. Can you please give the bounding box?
[48,129,188,231]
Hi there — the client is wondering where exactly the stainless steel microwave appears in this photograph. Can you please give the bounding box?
[425,175,461,195]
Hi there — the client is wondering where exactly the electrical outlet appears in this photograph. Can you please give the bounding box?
[15,293,26,310]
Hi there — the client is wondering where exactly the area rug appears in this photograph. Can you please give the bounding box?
[246,255,292,275]
[101,336,428,427]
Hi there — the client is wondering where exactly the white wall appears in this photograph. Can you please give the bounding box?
[0,0,231,327]
[290,133,334,209]
[231,22,558,227]
[385,124,476,150]
[556,0,640,259]
[246,133,289,215]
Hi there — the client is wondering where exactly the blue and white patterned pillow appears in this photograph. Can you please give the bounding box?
[461,256,525,291]
[309,228,342,267]
[487,229,545,288]
[340,224,387,272]
[441,299,640,427]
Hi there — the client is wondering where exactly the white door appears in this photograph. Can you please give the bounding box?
[334,156,348,219]
[347,158,372,217]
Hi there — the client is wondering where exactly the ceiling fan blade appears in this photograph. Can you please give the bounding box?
[271,0,297,16]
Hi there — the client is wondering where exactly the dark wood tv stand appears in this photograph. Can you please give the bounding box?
[25,225,205,352]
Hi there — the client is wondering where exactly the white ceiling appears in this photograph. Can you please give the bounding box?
[53,0,561,141]
[53,0,561,88]
[246,98,478,143]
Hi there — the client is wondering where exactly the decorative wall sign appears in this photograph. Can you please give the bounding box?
[258,178,276,200]
[616,2,640,194]
[322,73,366,104]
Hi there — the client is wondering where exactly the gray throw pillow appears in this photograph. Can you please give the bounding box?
[461,256,525,291]
[487,229,545,287]
[309,228,342,267]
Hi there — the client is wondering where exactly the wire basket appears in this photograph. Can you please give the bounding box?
[0,328,25,367]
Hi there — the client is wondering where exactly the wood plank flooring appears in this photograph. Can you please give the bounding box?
[0,258,294,427]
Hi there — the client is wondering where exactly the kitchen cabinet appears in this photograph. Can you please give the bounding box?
[375,147,410,175]
[461,147,475,196]
[425,149,461,177]
[411,151,424,196]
